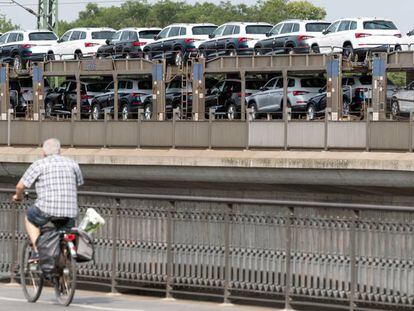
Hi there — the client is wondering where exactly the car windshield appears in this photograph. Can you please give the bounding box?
[139,30,160,39]
[92,31,116,40]
[86,83,108,92]
[112,31,122,41]
[300,78,326,88]
[192,26,217,35]
[246,25,273,34]
[29,32,57,41]
[305,23,331,32]
[363,21,397,30]
[138,80,152,90]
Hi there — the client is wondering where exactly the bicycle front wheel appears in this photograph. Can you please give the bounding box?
[54,242,76,306]
[20,240,44,302]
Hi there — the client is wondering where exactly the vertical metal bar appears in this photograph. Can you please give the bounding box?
[409,111,413,152]
[111,199,120,294]
[350,210,359,311]
[366,108,371,152]
[245,108,250,150]
[9,206,18,284]
[208,108,214,150]
[76,75,81,121]
[137,108,143,149]
[324,108,329,151]
[113,74,119,121]
[285,206,294,310]
[7,108,12,146]
[172,108,177,149]
[38,110,43,147]
[104,109,108,148]
[283,70,288,151]
[71,108,75,148]
[240,71,246,121]
[166,201,174,299]
[223,203,232,304]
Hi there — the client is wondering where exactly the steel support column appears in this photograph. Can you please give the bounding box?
[192,60,205,121]
[113,74,119,120]
[0,65,10,120]
[372,53,387,120]
[240,71,246,120]
[326,57,342,120]
[32,65,45,121]
[76,75,81,121]
[152,61,165,121]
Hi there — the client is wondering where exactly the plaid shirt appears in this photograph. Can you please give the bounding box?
[21,155,84,218]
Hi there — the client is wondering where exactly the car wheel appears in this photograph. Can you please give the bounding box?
[286,45,295,54]
[13,54,23,70]
[343,43,354,59]
[92,104,101,120]
[45,101,53,118]
[248,102,258,120]
[228,48,237,56]
[144,104,152,120]
[391,100,399,119]
[198,48,206,59]
[307,104,316,121]
[174,50,183,66]
[144,52,151,61]
[311,45,320,54]
[254,47,262,56]
[395,45,402,52]
[226,103,236,120]
[47,52,55,61]
[74,51,83,60]
[121,104,129,120]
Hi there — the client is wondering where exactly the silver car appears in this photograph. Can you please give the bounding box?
[391,81,414,118]
[246,76,326,118]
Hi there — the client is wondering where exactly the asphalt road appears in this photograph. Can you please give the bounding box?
[0,283,274,311]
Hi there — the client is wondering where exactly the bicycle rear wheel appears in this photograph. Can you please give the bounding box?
[20,240,44,302]
[54,242,76,306]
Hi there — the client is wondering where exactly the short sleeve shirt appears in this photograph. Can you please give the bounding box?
[21,155,84,218]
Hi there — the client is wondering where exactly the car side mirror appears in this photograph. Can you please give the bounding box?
[57,38,63,43]
[105,39,110,45]
[154,35,159,40]
[322,29,329,35]
[266,32,271,37]
[209,33,215,39]
[260,86,267,91]
[319,88,324,93]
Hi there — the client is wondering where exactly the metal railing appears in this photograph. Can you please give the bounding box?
[0,188,413,310]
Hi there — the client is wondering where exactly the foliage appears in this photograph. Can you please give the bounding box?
[58,0,326,36]
[0,14,17,33]
[388,72,406,88]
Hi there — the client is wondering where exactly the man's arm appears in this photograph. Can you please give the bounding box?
[12,180,25,202]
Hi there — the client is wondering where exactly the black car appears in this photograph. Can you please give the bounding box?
[97,28,161,58]
[90,79,153,120]
[205,78,265,119]
[254,20,330,55]
[198,22,272,58]
[306,86,352,120]
[45,79,109,118]
[0,30,57,70]
[143,23,217,66]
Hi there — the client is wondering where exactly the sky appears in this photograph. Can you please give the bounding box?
[0,0,412,33]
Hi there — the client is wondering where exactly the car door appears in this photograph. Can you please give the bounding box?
[0,33,9,58]
[268,78,290,112]
[66,30,82,57]
[56,31,72,58]
[260,23,282,52]
[164,26,181,52]
[150,27,170,56]
[254,77,277,111]
[273,23,294,51]
[398,81,414,112]
[115,31,131,54]
[318,21,341,53]
[332,20,352,53]
[205,81,224,109]
[63,81,77,111]
[217,25,235,51]
[3,32,18,59]
[205,25,225,52]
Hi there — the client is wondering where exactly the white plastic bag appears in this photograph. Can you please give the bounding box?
[78,208,105,234]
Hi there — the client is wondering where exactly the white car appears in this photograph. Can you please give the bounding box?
[343,75,396,103]
[143,23,217,65]
[254,20,330,54]
[400,29,414,51]
[0,29,57,69]
[390,81,414,118]
[198,22,273,57]
[309,17,402,58]
[49,27,116,60]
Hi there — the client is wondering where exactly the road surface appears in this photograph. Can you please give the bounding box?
[0,283,274,311]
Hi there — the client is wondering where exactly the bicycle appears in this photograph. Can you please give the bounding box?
[20,218,78,306]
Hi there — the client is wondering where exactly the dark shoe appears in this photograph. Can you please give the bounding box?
[28,251,40,263]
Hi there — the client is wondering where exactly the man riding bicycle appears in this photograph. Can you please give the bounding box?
[13,138,84,262]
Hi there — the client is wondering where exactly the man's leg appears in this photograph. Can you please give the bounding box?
[25,215,40,252]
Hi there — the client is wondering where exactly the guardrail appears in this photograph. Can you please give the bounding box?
[0,108,413,151]
[0,189,413,310]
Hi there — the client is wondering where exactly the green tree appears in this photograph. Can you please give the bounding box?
[0,14,17,33]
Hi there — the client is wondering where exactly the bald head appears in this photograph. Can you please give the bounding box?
[42,138,61,156]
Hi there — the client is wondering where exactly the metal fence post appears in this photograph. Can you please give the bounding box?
[208,108,215,150]
[9,205,18,284]
[284,108,290,151]
[7,108,13,147]
[172,108,179,149]
[366,108,372,152]
[349,210,359,311]
[324,108,330,151]
[104,108,110,148]
[166,201,175,299]
[110,198,120,294]
[284,206,294,310]
[223,203,232,304]
[409,111,413,152]
[71,108,76,148]
[137,108,143,149]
